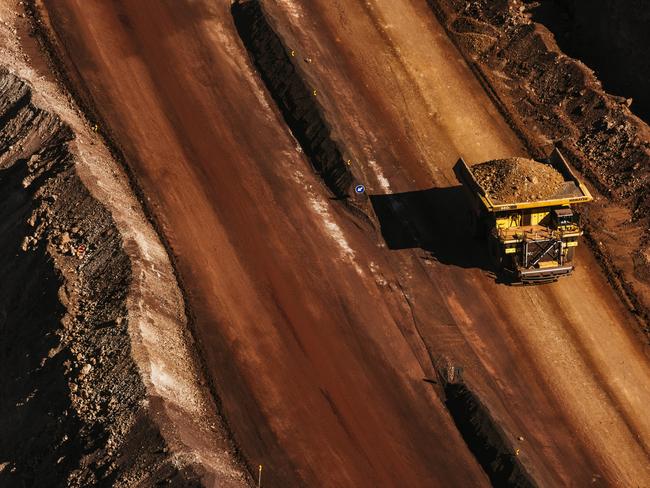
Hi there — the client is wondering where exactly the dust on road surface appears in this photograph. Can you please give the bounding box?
[38,0,650,486]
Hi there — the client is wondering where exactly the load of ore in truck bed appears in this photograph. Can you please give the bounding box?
[471,157,566,204]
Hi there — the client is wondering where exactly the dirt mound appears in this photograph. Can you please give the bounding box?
[0,69,198,486]
[0,67,249,486]
[472,157,565,203]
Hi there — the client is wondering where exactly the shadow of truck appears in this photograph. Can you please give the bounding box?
[369,185,494,273]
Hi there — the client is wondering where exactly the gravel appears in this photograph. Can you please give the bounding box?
[471,157,566,203]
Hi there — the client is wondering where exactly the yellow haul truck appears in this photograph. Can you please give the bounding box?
[456,148,593,284]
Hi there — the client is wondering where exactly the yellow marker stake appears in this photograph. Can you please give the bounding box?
[258,465,262,487]
[290,50,295,57]
[313,89,317,96]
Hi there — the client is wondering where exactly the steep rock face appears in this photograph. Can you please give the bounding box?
[0,69,202,486]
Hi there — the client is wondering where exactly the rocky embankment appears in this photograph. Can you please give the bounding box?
[0,67,174,485]
[428,0,650,330]
[527,0,650,123]
[0,68,248,486]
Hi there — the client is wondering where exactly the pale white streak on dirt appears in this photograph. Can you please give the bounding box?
[288,166,364,276]
[368,159,392,193]
[311,196,364,276]
[204,14,273,114]
[276,0,305,23]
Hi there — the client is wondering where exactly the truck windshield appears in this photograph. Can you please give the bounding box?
[553,209,576,226]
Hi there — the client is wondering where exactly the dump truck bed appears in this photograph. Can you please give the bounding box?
[457,148,592,212]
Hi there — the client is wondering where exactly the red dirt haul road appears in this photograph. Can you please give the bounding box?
[37,0,650,487]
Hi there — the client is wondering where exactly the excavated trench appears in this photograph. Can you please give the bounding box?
[444,382,536,487]
[0,70,201,486]
[232,0,354,200]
